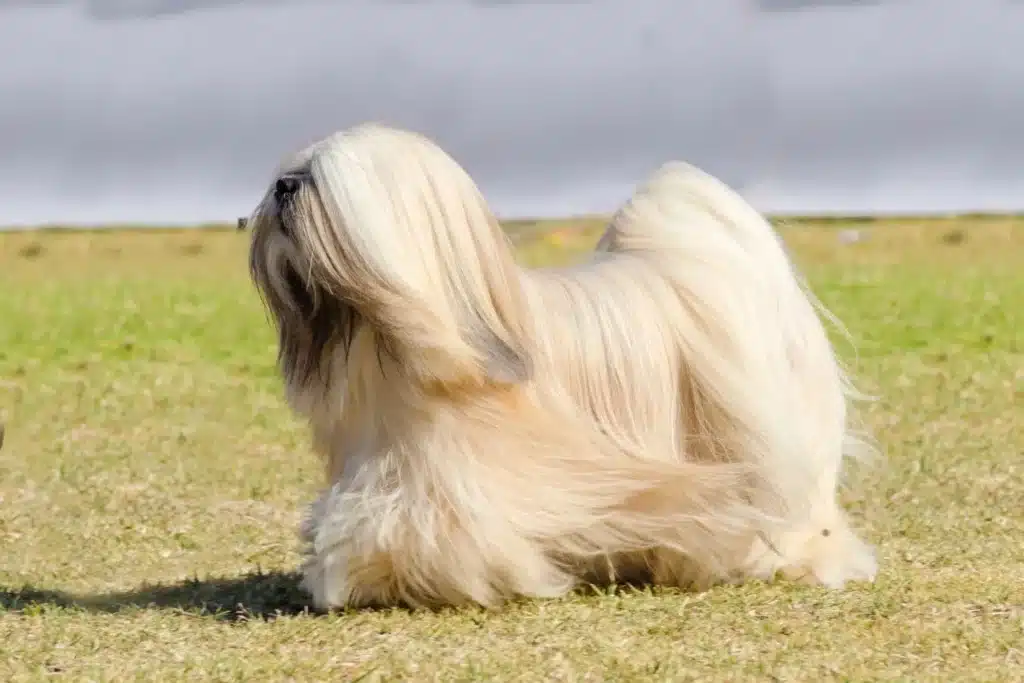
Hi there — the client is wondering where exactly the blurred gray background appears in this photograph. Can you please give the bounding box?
[1,0,1021,226]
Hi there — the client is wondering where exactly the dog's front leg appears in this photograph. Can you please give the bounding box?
[298,481,423,610]
[297,487,355,610]
[296,474,578,610]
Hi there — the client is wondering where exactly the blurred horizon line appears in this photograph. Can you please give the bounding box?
[3,209,1023,234]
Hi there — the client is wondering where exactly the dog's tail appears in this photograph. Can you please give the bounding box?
[600,162,861,524]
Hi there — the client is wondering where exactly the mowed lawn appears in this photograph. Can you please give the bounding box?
[0,217,1021,681]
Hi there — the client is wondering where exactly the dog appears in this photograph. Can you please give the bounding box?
[246,122,879,610]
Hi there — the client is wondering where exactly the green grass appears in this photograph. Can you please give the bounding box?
[1,217,1022,681]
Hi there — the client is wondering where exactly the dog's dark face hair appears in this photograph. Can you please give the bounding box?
[248,173,360,393]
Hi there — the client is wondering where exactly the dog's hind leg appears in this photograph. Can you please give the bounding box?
[741,503,878,588]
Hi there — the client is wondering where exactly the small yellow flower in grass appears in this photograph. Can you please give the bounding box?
[546,229,575,247]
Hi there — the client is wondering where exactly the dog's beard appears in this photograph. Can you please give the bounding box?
[278,266,359,388]
[250,219,360,396]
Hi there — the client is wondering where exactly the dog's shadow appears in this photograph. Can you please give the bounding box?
[1,570,315,622]
[2,571,665,622]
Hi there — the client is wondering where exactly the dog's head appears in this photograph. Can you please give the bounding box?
[248,123,532,403]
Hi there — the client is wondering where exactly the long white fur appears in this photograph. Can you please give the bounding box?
[246,123,879,610]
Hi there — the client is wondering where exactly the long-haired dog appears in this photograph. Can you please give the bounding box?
[246,123,879,610]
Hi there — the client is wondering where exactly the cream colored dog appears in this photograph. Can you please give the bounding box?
[246,123,878,610]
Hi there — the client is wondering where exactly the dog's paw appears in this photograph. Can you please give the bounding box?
[809,528,878,588]
[300,548,351,611]
[298,491,354,610]
[743,517,879,590]
[779,524,879,589]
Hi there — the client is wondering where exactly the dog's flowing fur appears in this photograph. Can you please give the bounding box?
[247,123,879,610]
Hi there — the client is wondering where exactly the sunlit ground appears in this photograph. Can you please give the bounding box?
[1,217,1021,681]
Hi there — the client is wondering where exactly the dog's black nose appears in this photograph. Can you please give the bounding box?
[275,176,301,202]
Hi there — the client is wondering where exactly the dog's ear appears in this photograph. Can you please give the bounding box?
[294,125,533,389]
[466,323,531,385]
[449,227,533,386]
[362,296,531,389]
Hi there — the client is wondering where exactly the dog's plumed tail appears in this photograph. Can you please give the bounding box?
[586,161,875,585]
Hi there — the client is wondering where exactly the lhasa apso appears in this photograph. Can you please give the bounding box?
[246,123,878,610]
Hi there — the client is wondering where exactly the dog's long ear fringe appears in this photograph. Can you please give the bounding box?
[346,287,531,388]
[294,127,533,388]
[465,322,531,385]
